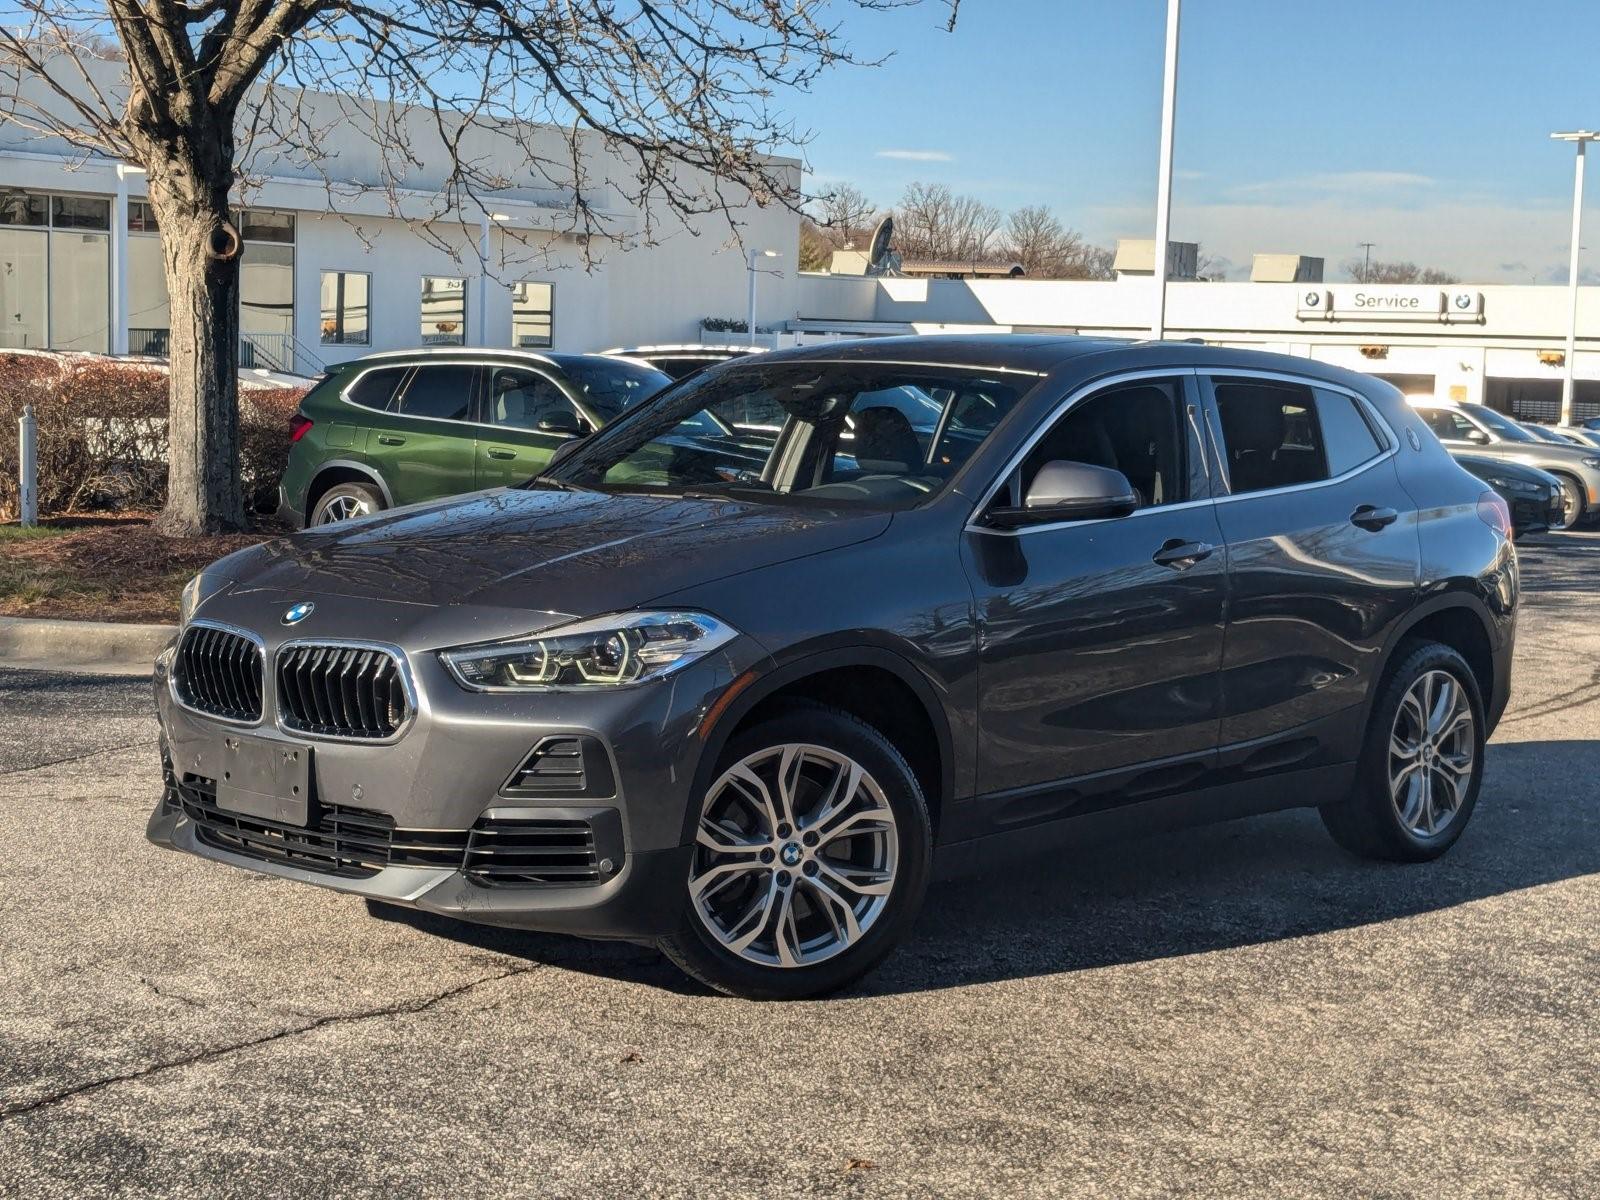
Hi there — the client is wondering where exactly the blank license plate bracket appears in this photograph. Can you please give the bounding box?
[214,735,313,826]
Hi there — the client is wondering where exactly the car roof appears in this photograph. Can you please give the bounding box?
[747,333,1132,374]
[330,346,668,374]
[600,345,758,357]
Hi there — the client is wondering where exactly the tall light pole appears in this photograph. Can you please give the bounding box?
[1552,131,1598,426]
[1150,0,1182,339]
[747,248,779,347]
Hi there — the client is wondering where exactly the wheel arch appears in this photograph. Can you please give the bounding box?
[687,646,956,844]
[1377,595,1498,714]
[305,460,393,520]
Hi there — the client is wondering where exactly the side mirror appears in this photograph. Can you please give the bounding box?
[1462,427,1490,445]
[538,410,583,437]
[545,433,590,471]
[986,461,1140,528]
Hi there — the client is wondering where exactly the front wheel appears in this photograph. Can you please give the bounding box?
[658,703,932,999]
[1551,473,1584,529]
[1320,640,1485,862]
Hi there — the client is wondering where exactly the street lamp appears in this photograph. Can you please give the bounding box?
[1151,0,1182,340]
[747,248,779,348]
[1551,131,1598,426]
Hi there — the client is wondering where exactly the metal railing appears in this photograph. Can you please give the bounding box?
[127,327,325,377]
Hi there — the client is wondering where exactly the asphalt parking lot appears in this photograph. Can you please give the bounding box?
[2,535,1597,1198]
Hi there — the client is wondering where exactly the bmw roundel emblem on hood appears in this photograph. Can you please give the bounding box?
[281,601,315,626]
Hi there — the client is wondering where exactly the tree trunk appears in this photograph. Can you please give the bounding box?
[149,178,246,536]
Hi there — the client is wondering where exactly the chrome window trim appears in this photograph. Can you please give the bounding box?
[964,368,1205,537]
[1201,369,1401,504]
[168,619,267,728]
[272,637,420,745]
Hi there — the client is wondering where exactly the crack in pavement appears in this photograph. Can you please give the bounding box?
[0,962,537,1121]
[0,739,158,779]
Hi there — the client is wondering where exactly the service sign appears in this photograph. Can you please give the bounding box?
[1297,286,1483,321]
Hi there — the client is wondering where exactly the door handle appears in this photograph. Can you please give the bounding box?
[1351,504,1399,531]
[1152,539,1214,570]
[376,434,405,446]
[486,447,517,460]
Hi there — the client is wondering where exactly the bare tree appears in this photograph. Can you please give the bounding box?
[999,204,1113,279]
[894,181,1002,264]
[0,2,957,535]
[799,183,880,270]
[1344,257,1459,285]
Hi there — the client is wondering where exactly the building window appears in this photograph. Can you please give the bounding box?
[49,229,110,352]
[421,275,466,345]
[512,280,554,348]
[51,195,110,231]
[128,201,159,233]
[236,209,295,243]
[320,271,371,345]
[0,227,48,348]
[0,189,47,227]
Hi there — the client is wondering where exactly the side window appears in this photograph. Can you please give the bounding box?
[392,364,475,422]
[344,366,410,413]
[1211,379,1327,494]
[486,367,585,433]
[1316,390,1385,476]
[1019,379,1187,507]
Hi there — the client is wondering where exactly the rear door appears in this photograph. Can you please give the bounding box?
[362,362,481,505]
[475,363,591,489]
[1201,373,1420,756]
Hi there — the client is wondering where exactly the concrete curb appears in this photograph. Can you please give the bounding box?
[0,615,175,676]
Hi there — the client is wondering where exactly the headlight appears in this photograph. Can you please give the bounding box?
[1487,476,1537,494]
[440,611,739,692]
[1583,456,1600,469]
[179,574,203,625]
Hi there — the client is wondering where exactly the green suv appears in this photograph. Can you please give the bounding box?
[278,349,672,526]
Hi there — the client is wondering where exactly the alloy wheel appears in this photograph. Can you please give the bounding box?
[1389,669,1476,838]
[316,494,372,524]
[688,744,899,968]
[1556,480,1579,529]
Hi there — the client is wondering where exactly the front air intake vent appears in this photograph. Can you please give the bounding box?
[502,736,617,797]
[174,623,264,723]
[276,643,411,740]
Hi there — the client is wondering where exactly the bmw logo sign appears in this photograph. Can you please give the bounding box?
[281,601,315,626]
[1454,291,1473,310]
[1304,291,1321,308]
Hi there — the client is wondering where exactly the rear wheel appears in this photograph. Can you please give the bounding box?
[310,481,384,526]
[1550,472,1583,529]
[659,703,932,999]
[1320,640,1484,862]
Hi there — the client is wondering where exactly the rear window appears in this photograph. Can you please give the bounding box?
[344,365,410,412]
[393,364,475,422]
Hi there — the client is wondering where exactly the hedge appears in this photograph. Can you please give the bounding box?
[0,352,306,521]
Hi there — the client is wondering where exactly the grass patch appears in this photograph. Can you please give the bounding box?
[0,523,72,542]
[0,515,272,623]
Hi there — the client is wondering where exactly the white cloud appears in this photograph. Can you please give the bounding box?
[874,149,954,163]
[1227,171,1436,200]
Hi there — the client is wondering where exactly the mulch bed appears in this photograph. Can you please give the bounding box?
[0,514,274,624]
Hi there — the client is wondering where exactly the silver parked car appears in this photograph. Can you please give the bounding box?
[1411,400,1600,527]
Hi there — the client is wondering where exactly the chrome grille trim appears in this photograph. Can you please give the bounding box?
[274,639,417,742]
[170,620,266,725]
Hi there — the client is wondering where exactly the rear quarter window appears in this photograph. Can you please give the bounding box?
[343,366,411,413]
[1316,390,1386,475]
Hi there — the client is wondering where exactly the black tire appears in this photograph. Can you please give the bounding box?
[1320,639,1485,862]
[658,701,932,1000]
[309,480,384,526]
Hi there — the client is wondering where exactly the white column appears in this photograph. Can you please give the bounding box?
[111,164,131,355]
[1151,0,1182,340]
[1563,141,1586,426]
[478,213,491,349]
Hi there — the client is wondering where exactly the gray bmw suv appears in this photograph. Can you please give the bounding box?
[149,336,1517,999]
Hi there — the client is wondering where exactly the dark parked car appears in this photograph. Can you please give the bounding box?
[153,336,1516,999]
[1452,452,1565,535]
[600,344,760,380]
[278,349,671,526]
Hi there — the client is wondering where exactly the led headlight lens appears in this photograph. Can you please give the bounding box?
[178,572,230,626]
[440,611,738,692]
[1583,456,1600,469]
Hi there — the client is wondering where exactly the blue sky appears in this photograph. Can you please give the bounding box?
[785,0,1600,282]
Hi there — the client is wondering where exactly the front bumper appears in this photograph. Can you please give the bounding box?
[148,613,763,939]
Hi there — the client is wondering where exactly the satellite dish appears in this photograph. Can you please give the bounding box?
[865,216,901,276]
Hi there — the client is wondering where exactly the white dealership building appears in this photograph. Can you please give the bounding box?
[0,84,801,377]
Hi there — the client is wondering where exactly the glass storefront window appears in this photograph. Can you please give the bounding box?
[421,275,466,345]
[128,201,159,233]
[0,190,47,227]
[319,271,370,345]
[237,209,294,243]
[0,227,48,348]
[51,196,111,231]
[512,280,554,348]
[48,230,110,352]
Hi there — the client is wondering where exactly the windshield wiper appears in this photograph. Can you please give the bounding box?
[678,483,774,502]
[524,475,595,493]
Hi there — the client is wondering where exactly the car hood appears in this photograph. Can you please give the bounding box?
[209,488,890,645]
[1486,442,1600,470]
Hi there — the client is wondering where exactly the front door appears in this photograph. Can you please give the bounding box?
[475,363,591,489]
[1201,373,1420,750]
[967,374,1227,806]
[362,362,481,506]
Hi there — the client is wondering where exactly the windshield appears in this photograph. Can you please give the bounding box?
[1472,406,1539,443]
[542,361,1032,510]
[559,358,673,422]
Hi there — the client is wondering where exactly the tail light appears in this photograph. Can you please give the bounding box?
[1476,490,1512,538]
[288,413,314,443]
